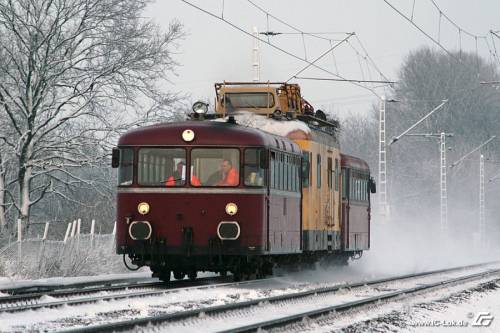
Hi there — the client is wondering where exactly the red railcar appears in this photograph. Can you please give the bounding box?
[341,154,371,254]
[114,121,302,280]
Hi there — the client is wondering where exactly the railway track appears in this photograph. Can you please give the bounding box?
[54,261,500,333]
[0,276,156,295]
[0,275,231,313]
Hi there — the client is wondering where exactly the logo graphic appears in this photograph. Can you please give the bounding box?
[471,312,494,327]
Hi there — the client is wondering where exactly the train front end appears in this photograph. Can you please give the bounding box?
[113,121,270,281]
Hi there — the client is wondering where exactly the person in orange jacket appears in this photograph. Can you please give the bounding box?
[166,161,201,186]
[217,159,239,186]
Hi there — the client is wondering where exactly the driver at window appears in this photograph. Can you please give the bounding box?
[166,161,201,186]
[217,159,239,186]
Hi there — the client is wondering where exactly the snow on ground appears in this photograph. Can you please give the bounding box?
[0,269,153,291]
[2,264,499,332]
[277,277,500,333]
[398,280,500,333]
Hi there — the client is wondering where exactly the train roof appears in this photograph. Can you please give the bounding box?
[118,121,301,153]
[341,153,370,172]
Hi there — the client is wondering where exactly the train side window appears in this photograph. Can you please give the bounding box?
[295,157,301,192]
[292,159,296,192]
[316,154,321,188]
[244,148,266,187]
[279,153,285,190]
[302,152,310,188]
[342,168,348,200]
[284,155,288,191]
[118,148,134,186]
[351,172,358,200]
[335,159,339,191]
[270,152,276,188]
[327,157,333,189]
[287,157,292,191]
[364,178,368,201]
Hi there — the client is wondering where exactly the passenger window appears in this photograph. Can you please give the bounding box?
[270,152,276,188]
[342,169,348,200]
[244,148,266,187]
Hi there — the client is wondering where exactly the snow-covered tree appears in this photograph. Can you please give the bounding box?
[0,0,183,229]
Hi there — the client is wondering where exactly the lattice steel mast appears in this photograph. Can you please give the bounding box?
[440,132,448,233]
[378,97,388,217]
[479,154,485,242]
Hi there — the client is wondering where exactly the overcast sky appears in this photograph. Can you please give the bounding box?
[145,0,500,117]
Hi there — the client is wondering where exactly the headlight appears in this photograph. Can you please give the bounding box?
[137,202,150,215]
[225,202,238,216]
[182,129,195,142]
[192,101,209,114]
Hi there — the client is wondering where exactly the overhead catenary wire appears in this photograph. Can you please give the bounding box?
[382,0,459,61]
[247,0,398,97]
[295,77,397,84]
[287,33,355,82]
[179,0,382,97]
[247,0,393,89]
[383,0,498,69]
[429,0,484,39]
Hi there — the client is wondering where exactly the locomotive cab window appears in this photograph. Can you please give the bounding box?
[191,148,240,186]
[244,148,266,187]
[224,92,274,109]
[118,148,133,186]
[138,148,186,186]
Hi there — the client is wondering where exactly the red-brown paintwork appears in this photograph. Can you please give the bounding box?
[116,192,266,248]
[340,153,371,251]
[118,121,299,152]
[340,154,370,171]
[116,121,301,255]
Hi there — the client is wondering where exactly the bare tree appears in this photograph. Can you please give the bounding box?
[0,0,183,229]
[388,48,500,221]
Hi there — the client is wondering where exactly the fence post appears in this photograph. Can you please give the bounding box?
[77,219,81,237]
[76,218,81,253]
[70,220,77,238]
[42,222,49,240]
[90,219,95,249]
[63,223,71,243]
[38,222,50,278]
[62,222,72,276]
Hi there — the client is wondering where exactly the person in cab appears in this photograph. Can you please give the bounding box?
[166,161,201,186]
[217,159,239,186]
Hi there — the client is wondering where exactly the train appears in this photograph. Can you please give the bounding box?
[113,82,376,281]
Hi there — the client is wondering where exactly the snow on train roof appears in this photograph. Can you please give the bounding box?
[212,111,311,138]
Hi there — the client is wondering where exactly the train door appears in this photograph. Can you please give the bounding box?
[341,167,350,249]
[326,156,335,252]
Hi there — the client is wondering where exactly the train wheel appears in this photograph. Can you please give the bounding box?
[159,271,171,282]
[173,271,185,280]
[232,270,242,282]
[188,270,197,281]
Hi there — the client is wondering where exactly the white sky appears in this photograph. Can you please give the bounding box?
[145,0,500,117]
